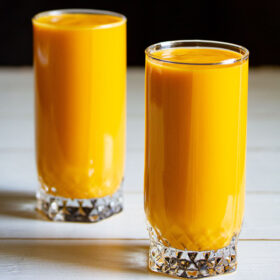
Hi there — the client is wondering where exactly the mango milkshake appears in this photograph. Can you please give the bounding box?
[33,10,126,221]
[145,41,249,278]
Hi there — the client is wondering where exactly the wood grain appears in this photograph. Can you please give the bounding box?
[0,67,279,279]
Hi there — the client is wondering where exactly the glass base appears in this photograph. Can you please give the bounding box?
[36,185,123,222]
[148,225,237,279]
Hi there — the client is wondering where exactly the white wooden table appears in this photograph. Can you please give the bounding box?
[0,67,279,279]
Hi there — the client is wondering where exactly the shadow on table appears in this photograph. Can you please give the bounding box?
[0,188,39,220]
[1,240,156,276]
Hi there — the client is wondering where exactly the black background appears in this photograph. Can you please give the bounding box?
[1,0,280,66]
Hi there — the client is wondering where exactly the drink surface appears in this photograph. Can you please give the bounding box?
[34,13,123,28]
[150,47,242,64]
[33,13,126,199]
[145,47,248,251]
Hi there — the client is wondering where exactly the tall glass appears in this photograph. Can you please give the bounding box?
[33,9,126,222]
[145,40,249,278]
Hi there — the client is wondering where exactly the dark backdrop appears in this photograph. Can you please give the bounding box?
[1,0,280,66]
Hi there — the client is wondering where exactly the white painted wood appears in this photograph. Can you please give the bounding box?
[1,67,279,118]
[0,150,37,190]
[1,68,280,151]
[0,147,279,193]
[0,67,145,118]
[0,68,34,118]
[246,150,280,191]
[247,118,280,149]
[248,68,280,116]
[3,115,280,151]
[0,240,279,280]
[127,67,145,118]
[0,119,34,149]
[0,192,147,239]
[0,149,145,193]
[0,67,279,279]
[0,191,279,240]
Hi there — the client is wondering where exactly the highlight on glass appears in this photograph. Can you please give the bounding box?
[144,40,249,278]
[32,9,126,222]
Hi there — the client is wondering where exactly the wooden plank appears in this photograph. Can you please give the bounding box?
[0,67,279,152]
[0,148,279,193]
[0,68,146,118]
[1,68,280,120]
[0,191,279,240]
[247,150,280,191]
[0,239,279,280]
[2,116,279,151]
[0,65,279,280]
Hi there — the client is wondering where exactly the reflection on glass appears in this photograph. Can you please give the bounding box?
[145,40,249,278]
[33,9,126,222]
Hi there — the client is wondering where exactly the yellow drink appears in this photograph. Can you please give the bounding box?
[145,41,249,278]
[33,10,126,222]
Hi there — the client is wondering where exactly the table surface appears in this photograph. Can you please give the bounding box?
[0,67,279,280]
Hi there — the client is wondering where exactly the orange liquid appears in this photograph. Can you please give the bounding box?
[145,48,248,251]
[33,13,126,199]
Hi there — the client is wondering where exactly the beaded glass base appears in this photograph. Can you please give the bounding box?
[36,185,123,222]
[148,225,237,279]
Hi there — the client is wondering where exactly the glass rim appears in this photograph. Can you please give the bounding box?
[145,40,249,66]
[32,9,126,29]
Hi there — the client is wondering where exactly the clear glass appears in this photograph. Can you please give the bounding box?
[32,9,126,222]
[145,40,249,278]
